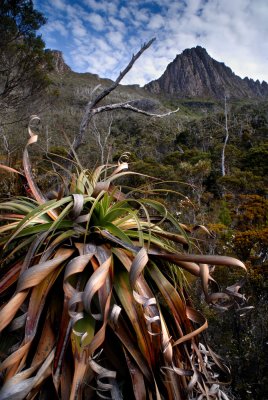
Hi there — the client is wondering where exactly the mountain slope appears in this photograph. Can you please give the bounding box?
[144,46,268,99]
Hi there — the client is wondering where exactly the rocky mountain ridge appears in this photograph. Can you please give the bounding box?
[144,46,268,99]
[49,46,268,100]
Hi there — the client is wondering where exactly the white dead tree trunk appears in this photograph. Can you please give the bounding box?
[45,125,52,153]
[221,95,229,177]
[0,128,18,166]
[68,38,179,160]
[92,115,113,165]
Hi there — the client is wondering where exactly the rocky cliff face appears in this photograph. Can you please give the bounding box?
[145,46,268,99]
[49,50,71,74]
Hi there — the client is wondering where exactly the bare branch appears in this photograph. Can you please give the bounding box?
[70,39,156,156]
[92,102,180,118]
[90,38,156,109]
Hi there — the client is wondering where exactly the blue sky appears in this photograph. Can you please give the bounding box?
[34,0,268,85]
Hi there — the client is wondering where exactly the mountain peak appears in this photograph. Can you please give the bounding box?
[48,50,71,74]
[178,46,209,61]
[144,47,268,99]
[184,45,207,53]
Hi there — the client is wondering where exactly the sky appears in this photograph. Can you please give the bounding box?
[33,0,268,86]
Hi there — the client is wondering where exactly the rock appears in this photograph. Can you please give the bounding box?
[49,50,71,74]
[144,46,268,99]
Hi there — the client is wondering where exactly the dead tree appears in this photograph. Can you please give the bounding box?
[92,114,113,165]
[221,95,229,176]
[68,38,179,160]
[0,128,18,166]
[212,94,235,177]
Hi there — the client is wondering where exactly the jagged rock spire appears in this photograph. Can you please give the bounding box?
[145,47,268,99]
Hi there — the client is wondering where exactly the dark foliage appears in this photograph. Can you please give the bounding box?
[0,0,52,120]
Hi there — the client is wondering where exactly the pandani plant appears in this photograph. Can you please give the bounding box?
[0,123,247,400]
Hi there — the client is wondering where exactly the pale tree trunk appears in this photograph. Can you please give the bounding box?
[221,95,229,177]
[0,129,18,166]
[92,116,113,165]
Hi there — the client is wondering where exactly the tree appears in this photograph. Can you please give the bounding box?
[92,113,114,165]
[0,0,51,122]
[178,159,211,201]
[221,95,229,176]
[209,95,237,177]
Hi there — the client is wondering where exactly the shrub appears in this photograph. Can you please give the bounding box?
[0,128,246,399]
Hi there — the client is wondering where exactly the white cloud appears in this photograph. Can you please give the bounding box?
[50,0,66,10]
[121,53,168,86]
[109,16,126,32]
[86,13,106,31]
[134,8,151,24]
[71,19,88,38]
[35,0,268,85]
[71,45,122,77]
[83,0,118,15]
[43,19,68,37]
[94,38,111,52]
[119,6,129,20]
[147,14,165,30]
[66,3,82,17]
[107,30,123,47]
